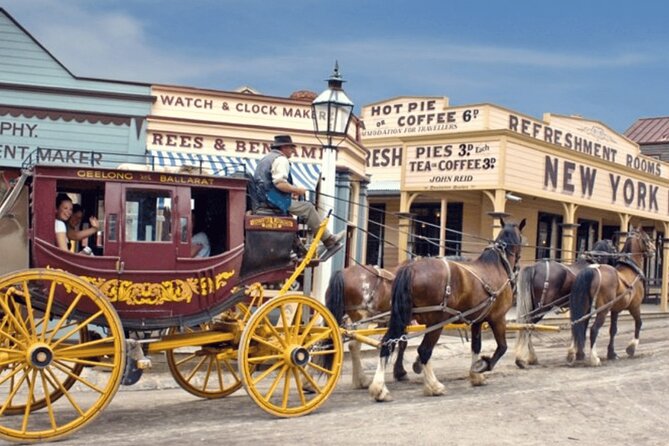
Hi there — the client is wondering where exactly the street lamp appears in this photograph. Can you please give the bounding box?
[310,62,354,302]
[312,61,354,149]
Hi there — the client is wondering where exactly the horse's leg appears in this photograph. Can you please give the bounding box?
[415,329,445,396]
[349,339,372,389]
[566,334,577,364]
[393,339,408,381]
[474,317,508,372]
[514,329,530,369]
[607,311,619,360]
[625,304,642,357]
[369,353,391,402]
[588,311,607,366]
[469,322,487,386]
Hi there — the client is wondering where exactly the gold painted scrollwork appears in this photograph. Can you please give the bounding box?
[50,266,236,306]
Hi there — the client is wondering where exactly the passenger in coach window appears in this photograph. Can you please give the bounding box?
[55,194,99,252]
[190,213,210,257]
[67,204,99,252]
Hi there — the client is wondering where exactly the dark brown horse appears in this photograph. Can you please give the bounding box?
[568,228,655,366]
[514,239,618,368]
[325,264,408,388]
[369,219,525,401]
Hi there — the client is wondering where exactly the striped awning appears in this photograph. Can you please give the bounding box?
[147,150,322,191]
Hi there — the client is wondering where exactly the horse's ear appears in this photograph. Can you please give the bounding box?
[500,217,506,227]
[518,218,526,232]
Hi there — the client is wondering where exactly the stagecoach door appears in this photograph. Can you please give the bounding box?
[105,184,185,271]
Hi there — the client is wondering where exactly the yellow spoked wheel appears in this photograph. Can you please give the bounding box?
[238,294,343,417]
[165,324,242,399]
[0,269,125,443]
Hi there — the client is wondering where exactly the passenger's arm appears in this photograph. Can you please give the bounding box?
[55,231,69,251]
[190,243,203,257]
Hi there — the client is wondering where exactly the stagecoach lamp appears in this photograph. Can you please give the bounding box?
[311,61,354,147]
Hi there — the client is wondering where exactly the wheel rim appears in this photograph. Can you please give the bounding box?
[0,269,125,443]
[238,294,343,417]
[165,324,242,399]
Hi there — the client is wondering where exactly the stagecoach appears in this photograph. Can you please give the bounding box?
[0,156,348,443]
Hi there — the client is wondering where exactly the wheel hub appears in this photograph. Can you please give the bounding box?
[289,346,310,367]
[27,343,54,369]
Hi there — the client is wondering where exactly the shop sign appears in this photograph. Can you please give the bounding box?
[507,113,663,177]
[361,98,484,137]
[403,141,499,191]
[147,131,323,161]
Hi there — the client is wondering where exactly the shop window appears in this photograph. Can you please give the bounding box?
[366,205,385,267]
[445,203,463,256]
[536,212,563,260]
[576,218,599,255]
[410,204,440,257]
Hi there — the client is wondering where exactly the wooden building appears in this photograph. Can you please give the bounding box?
[362,96,669,310]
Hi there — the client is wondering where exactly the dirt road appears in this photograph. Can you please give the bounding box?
[3,314,669,445]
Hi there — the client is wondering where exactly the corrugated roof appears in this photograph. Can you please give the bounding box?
[625,117,669,144]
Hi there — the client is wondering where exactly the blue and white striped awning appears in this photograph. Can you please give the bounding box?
[147,150,322,192]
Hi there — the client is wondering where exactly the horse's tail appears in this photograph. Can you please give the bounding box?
[570,267,596,352]
[325,270,346,325]
[380,263,414,359]
[319,269,347,373]
[515,266,535,324]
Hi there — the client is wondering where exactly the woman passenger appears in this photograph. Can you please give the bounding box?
[67,204,99,251]
[55,193,73,250]
[54,194,99,252]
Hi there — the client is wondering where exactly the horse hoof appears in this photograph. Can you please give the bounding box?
[394,370,408,382]
[412,360,423,374]
[369,383,391,402]
[423,383,446,396]
[590,356,601,367]
[472,358,489,374]
[354,376,372,389]
[469,371,486,386]
[515,358,527,369]
[566,352,575,364]
[626,344,636,357]
[607,352,619,361]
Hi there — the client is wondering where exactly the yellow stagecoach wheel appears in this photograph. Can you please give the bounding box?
[164,324,243,399]
[0,269,125,443]
[238,294,343,417]
[0,306,88,415]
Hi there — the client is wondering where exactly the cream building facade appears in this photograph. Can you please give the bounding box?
[361,96,669,310]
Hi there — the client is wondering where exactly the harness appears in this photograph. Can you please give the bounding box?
[410,241,517,330]
[571,259,646,326]
[344,266,394,314]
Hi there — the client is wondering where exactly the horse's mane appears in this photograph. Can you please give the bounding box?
[478,224,521,265]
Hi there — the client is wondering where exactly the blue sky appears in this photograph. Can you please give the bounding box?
[3,0,668,133]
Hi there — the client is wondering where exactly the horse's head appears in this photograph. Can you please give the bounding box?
[497,218,526,270]
[590,239,618,266]
[624,228,655,259]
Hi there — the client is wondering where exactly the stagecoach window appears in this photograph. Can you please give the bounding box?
[108,214,118,242]
[125,190,173,242]
[180,216,188,243]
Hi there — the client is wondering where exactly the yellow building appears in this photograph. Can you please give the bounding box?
[361,96,669,310]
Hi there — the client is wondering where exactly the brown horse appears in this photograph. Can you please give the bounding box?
[568,228,655,366]
[369,219,525,401]
[325,264,408,388]
[514,239,618,368]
